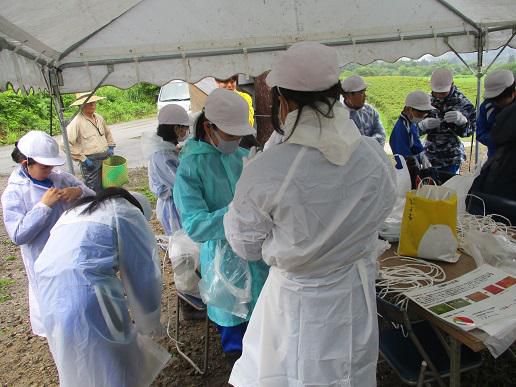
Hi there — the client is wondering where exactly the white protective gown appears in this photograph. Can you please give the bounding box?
[225,103,396,386]
[142,132,181,235]
[34,198,170,387]
[1,166,94,336]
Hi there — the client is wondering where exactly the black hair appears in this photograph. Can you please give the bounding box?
[214,75,238,84]
[493,81,516,103]
[11,142,36,165]
[240,135,259,149]
[271,82,341,140]
[194,111,208,140]
[69,187,144,217]
[156,124,181,144]
[411,108,431,114]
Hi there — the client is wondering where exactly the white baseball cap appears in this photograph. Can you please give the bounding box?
[431,68,453,93]
[204,89,256,136]
[17,131,65,166]
[158,104,190,126]
[266,41,340,91]
[342,75,367,92]
[484,69,514,99]
[129,191,152,221]
[405,91,435,111]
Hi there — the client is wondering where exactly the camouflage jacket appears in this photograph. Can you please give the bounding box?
[418,85,475,168]
[345,103,386,146]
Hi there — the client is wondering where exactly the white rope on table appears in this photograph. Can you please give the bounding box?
[377,255,446,310]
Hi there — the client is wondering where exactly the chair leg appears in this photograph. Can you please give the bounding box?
[203,311,209,373]
[416,360,427,387]
[173,295,208,375]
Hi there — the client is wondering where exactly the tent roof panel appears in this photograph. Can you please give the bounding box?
[0,0,515,92]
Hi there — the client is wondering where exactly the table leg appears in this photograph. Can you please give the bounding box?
[449,337,461,387]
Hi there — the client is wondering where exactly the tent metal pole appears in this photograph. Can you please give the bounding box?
[48,69,75,174]
[444,40,476,75]
[483,30,516,74]
[434,0,480,30]
[474,31,485,166]
[51,65,114,174]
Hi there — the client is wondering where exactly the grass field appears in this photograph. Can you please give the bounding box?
[361,76,479,137]
[1,76,481,144]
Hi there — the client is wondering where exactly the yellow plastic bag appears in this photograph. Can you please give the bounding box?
[102,155,129,188]
[398,185,459,262]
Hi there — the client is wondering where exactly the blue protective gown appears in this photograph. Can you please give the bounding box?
[148,146,181,235]
[173,139,269,330]
[1,166,94,336]
[34,198,170,387]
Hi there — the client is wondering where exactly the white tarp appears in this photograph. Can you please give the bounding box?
[0,0,515,92]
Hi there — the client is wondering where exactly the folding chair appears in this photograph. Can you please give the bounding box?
[376,295,482,387]
[175,291,210,375]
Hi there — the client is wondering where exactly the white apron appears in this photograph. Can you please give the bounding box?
[229,256,378,387]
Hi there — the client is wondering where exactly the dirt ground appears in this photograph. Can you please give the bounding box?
[0,167,514,386]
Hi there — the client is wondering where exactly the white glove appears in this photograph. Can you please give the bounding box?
[242,146,261,167]
[420,153,433,169]
[444,110,468,126]
[419,118,441,131]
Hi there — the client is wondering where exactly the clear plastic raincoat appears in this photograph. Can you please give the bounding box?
[142,132,181,235]
[34,197,170,387]
[173,139,269,327]
[225,104,397,386]
[1,166,94,336]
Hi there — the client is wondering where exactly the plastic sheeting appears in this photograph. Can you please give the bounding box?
[0,0,515,92]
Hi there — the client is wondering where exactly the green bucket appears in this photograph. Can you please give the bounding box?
[102,155,129,188]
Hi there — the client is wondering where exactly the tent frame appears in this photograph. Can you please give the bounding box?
[1,1,515,177]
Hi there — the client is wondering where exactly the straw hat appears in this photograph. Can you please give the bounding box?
[70,92,106,106]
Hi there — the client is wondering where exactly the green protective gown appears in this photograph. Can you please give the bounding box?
[173,139,269,326]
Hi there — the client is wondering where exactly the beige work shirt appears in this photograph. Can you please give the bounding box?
[66,113,115,162]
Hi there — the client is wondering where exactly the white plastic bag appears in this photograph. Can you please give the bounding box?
[168,230,200,297]
[198,242,251,318]
[443,167,481,216]
[379,155,411,242]
[461,229,516,275]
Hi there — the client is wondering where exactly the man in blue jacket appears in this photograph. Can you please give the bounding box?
[476,69,515,158]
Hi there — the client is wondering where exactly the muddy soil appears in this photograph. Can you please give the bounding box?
[0,167,514,386]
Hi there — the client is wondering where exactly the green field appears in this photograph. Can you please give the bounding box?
[0,75,482,144]
[0,84,159,145]
[361,76,479,137]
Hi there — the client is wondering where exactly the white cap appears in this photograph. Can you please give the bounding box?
[405,91,435,111]
[17,131,65,166]
[266,41,340,91]
[158,104,190,125]
[342,75,367,92]
[129,191,152,221]
[484,69,514,99]
[205,89,256,136]
[431,68,453,93]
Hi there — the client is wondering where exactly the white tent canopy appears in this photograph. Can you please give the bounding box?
[1,0,515,93]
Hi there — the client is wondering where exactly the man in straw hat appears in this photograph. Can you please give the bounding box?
[66,92,116,192]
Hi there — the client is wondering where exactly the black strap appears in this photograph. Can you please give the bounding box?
[84,114,104,136]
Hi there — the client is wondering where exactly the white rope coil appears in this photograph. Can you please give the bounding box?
[377,255,446,310]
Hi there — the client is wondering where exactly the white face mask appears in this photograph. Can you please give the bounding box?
[411,116,424,124]
[210,129,240,154]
